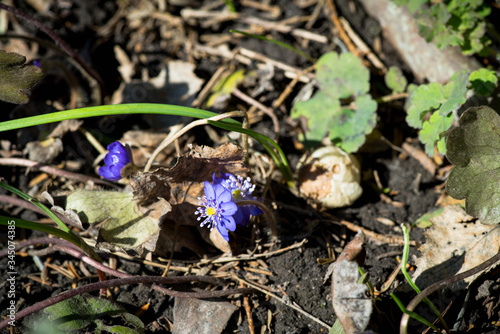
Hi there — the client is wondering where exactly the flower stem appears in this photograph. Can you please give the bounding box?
[237,199,276,239]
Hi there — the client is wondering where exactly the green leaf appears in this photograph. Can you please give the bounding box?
[328,94,378,153]
[446,106,500,224]
[384,66,407,93]
[42,295,144,333]
[329,319,347,334]
[406,72,468,155]
[206,69,245,108]
[419,110,453,155]
[291,51,377,152]
[0,50,43,104]
[408,0,428,13]
[406,82,445,128]
[469,68,498,96]
[439,71,468,117]
[316,52,370,99]
[66,190,169,254]
[292,91,338,146]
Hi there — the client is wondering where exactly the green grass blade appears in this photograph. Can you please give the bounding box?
[400,224,448,332]
[0,215,83,246]
[0,103,295,187]
[0,182,101,261]
[0,181,70,233]
[390,293,440,332]
[0,103,239,132]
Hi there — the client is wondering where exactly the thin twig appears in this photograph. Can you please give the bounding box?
[241,281,256,334]
[0,237,79,258]
[273,64,315,108]
[329,218,418,246]
[325,0,359,57]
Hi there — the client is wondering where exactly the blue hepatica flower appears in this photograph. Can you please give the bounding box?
[98,141,133,181]
[214,173,263,227]
[195,181,238,241]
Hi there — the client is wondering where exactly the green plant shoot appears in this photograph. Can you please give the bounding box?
[291,52,377,153]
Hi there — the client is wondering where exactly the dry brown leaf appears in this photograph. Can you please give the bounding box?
[121,130,171,166]
[412,205,500,289]
[209,228,232,254]
[131,143,247,209]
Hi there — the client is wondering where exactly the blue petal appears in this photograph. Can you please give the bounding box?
[107,141,123,152]
[104,153,118,166]
[107,142,131,164]
[99,165,121,181]
[213,183,227,199]
[220,201,237,215]
[204,181,215,198]
[217,187,232,203]
[223,215,236,231]
[212,173,222,185]
[216,224,229,241]
[233,208,245,226]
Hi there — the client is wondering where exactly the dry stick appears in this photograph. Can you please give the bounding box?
[1,239,254,328]
[325,0,360,57]
[144,111,249,172]
[238,48,313,82]
[191,63,230,108]
[0,158,119,189]
[273,64,315,108]
[0,3,106,100]
[44,244,228,299]
[339,17,387,73]
[241,281,256,334]
[400,250,500,334]
[332,219,417,246]
[305,0,325,30]
[232,87,280,141]
[0,275,253,330]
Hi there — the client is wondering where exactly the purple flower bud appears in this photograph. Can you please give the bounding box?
[98,141,133,181]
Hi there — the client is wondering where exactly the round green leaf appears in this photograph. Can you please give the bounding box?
[316,52,370,99]
[446,106,500,224]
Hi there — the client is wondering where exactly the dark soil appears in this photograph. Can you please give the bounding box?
[1,1,499,334]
